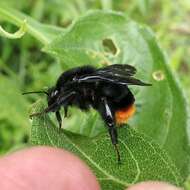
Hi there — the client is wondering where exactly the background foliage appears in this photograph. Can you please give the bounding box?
[0,0,190,189]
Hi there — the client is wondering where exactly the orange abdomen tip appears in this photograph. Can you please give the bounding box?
[115,104,136,125]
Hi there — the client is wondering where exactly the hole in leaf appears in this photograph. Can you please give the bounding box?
[152,70,165,81]
[102,38,117,55]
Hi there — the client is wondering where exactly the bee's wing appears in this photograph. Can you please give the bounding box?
[96,64,137,77]
[75,64,150,86]
[77,73,151,86]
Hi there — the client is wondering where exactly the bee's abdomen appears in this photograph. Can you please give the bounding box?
[115,104,136,125]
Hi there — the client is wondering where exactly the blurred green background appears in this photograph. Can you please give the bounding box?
[0,0,189,154]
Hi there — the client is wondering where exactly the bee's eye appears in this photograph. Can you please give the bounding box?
[54,90,58,96]
[51,90,58,97]
[73,75,78,81]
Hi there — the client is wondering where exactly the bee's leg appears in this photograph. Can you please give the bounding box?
[30,91,75,120]
[29,103,60,118]
[99,97,121,163]
[55,111,62,129]
[55,91,76,128]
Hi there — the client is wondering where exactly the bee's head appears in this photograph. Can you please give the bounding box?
[22,86,61,119]
[22,87,59,107]
[47,87,59,106]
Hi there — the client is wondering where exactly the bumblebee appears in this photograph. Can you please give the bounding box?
[23,64,151,162]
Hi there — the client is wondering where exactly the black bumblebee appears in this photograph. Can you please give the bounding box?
[23,64,151,162]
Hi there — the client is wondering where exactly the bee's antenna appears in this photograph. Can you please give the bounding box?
[29,111,45,118]
[22,91,49,96]
[29,106,51,118]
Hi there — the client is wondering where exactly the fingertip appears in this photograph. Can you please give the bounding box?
[0,146,100,190]
[127,181,182,190]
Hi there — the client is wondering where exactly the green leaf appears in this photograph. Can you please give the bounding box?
[0,5,65,44]
[21,11,190,189]
[0,74,30,154]
[43,10,190,180]
[136,28,190,179]
[31,100,182,189]
[0,19,27,39]
[137,0,150,16]
[0,75,29,128]
[184,175,190,190]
